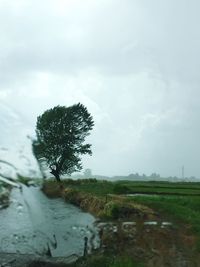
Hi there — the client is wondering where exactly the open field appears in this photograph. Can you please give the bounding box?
[117,180,200,195]
[45,178,200,196]
[130,195,200,244]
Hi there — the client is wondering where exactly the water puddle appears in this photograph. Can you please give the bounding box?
[161,222,173,228]
[144,221,158,226]
[0,186,100,258]
[96,220,173,234]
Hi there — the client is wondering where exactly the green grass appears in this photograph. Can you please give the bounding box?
[44,178,200,196]
[45,179,115,197]
[126,186,200,195]
[130,195,200,246]
[67,181,114,196]
[109,256,144,267]
[71,255,144,267]
[59,179,200,196]
[116,180,200,195]
[117,180,200,188]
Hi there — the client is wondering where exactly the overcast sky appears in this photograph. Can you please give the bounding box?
[0,0,200,178]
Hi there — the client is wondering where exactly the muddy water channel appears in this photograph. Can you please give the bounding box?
[0,186,99,258]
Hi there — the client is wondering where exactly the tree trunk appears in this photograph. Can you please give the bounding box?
[55,172,61,183]
[50,168,61,183]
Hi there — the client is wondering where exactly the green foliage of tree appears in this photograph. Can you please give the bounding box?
[32,103,94,182]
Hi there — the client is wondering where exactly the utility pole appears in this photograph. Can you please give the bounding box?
[182,165,185,179]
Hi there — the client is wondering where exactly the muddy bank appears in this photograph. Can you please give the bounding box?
[42,183,156,221]
[95,219,199,267]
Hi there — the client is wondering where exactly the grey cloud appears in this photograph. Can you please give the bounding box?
[0,0,200,178]
[0,0,199,81]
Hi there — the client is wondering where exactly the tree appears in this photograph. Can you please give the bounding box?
[32,103,94,182]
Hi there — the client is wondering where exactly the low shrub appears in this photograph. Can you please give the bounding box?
[113,184,130,194]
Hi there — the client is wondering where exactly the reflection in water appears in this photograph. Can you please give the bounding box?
[0,186,99,257]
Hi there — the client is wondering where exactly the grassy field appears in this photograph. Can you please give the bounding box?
[51,178,200,196]
[130,195,200,244]
[43,178,200,266]
[117,180,200,195]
